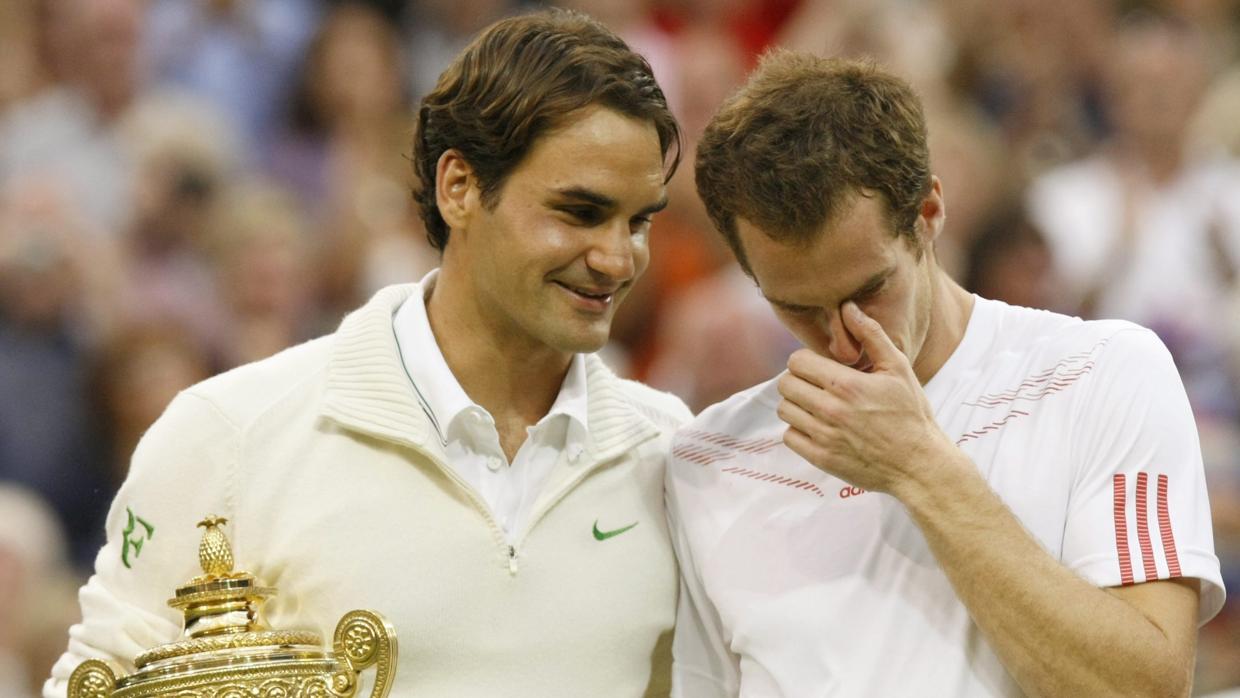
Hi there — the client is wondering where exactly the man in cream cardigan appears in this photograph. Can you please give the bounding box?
[46,10,689,697]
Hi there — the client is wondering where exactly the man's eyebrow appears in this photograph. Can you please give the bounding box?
[762,294,814,312]
[761,267,895,311]
[637,196,669,217]
[846,267,895,301]
[552,188,668,217]
[552,188,616,209]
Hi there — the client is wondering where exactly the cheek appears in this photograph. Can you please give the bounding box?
[776,311,828,348]
[631,234,652,275]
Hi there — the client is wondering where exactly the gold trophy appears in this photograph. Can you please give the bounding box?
[68,516,397,697]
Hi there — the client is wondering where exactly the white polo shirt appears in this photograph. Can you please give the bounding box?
[667,296,1226,697]
[392,272,589,543]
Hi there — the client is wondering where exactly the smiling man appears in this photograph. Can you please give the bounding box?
[666,52,1225,697]
[46,11,690,698]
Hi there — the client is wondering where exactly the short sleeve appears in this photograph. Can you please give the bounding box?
[43,390,239,697]
[1061,328,1225,624]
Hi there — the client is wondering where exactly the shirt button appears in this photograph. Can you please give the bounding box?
[487,456,502,471]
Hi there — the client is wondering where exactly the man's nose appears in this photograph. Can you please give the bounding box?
[585,221,637,281]
[825,310,864,366]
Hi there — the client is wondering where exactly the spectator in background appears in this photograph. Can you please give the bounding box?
[962,203,1056,311]
[118,94,239,355]
[207,181,317,368]
[401,0,520,100]
[143,0,322,158]
[269,3,433,318]
[0,0,47,113]
[0,0,144,234]
[924,106,1012,278]
[554,0,681,104]
[941,0,1113,179]
[0,486,79,698]
[91,323,212,486]
[0,180,114,568]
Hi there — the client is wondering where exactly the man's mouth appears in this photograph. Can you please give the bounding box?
[554,281,617,307]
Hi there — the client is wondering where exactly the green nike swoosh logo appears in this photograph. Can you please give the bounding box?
[593,520,638,541]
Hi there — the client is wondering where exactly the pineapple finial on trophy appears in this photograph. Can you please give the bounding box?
[196,515,234,577]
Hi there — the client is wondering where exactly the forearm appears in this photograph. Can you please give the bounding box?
[894,452,1195,698]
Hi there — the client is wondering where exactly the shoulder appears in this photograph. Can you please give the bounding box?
[178,334,335,430]
[990,307,1184,424]
[981,298,1162,364]
[676,376,783,446]
[613,377,694,431]
[1043,316,1169,370]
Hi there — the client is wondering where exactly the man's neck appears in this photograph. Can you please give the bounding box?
[425,270,572,438]
[912,267,975,385]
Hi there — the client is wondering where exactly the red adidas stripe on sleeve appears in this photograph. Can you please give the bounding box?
[1113,472,1182,585]
[1156,474,1182,578]
[1113,474,1135,585]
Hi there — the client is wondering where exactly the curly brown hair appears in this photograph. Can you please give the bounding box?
[695,52,931,273]
[413,9,680,252]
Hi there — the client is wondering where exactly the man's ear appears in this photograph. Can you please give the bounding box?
[917,175,946,246]
[436,149,476,233]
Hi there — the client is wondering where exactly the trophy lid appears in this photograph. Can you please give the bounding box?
[131,516,323,669]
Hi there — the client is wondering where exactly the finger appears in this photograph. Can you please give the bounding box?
[777,372,846,420]
[782,426,837,475]
[776,395,833,443]
[841,302,903,370]
[787,348,854,391]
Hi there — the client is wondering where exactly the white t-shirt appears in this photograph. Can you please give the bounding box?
[667,296,1226,698]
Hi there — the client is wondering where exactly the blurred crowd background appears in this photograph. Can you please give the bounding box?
[0,0,1238,694]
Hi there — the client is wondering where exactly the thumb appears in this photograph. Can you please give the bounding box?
[842,302,903,371]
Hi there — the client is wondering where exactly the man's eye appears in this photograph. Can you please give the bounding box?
[562,207,603,225]
[855,282,885,301]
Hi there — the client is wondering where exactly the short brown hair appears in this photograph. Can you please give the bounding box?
[414,9,680,251]
[695,52,931,273]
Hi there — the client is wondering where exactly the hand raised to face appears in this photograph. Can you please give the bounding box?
[776,302,957,497]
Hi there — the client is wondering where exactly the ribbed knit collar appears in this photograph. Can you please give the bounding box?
[320,281,659,463]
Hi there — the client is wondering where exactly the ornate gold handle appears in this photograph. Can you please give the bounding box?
[67,659,117,698]
[333,610,398,698]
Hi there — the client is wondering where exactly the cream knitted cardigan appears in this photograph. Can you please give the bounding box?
[46,282,691,698]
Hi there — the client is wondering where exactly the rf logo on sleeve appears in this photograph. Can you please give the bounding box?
[120,507,155,569]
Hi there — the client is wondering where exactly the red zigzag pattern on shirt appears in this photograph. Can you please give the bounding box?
[963,338,1111,408]
[954,338,1113,446]
[718,465,826,498]
[956,410,1031,445]
[672,430,824,497]
[672,429,781,466]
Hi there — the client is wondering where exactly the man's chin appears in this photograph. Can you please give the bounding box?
[547,321,612,355]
